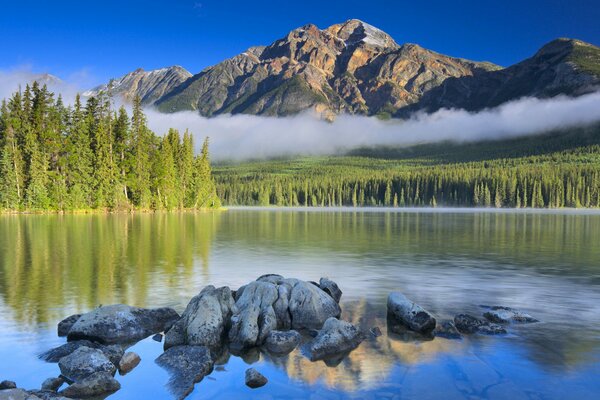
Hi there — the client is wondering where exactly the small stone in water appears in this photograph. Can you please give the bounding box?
[152,333,163,342]
[41,377,64,392]
[245,368,267,388]
[0,380,17,390]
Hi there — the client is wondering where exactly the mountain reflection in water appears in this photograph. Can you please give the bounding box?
[0,209,599,399]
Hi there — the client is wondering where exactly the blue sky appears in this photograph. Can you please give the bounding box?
[0,0,598,85]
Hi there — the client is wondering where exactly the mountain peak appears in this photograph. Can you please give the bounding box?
[326,19,398,49]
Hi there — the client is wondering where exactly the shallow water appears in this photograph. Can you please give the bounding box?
[1,208,599,399]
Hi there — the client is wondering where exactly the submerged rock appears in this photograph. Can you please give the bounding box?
[387,292,436,334]
[164,286,235,352]
[118,352,141,375]
[57,314,82,337]
[454,314,507,335]
[482,306,538,324]
[245,368,267,389]
[41,377,64,392]
[0,382,16,390]
[310,317,365,361]
[67,304,179,345]
[433,320,462,339]
[58,346,116,383]
[155,345,214,400]
[264,330,301,354]
[319,278,342,303]
[59,372,120,399]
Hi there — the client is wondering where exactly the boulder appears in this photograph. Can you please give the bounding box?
[118,352,141,375]
[59,372,120,399]
[288,280,341,330]
[164,286,235,351]
[228,281,278,349]
[245,368,267,389]
[58,346,116,383]
[155,346,214,400]
[41,378,64,392]
[57,314,82,337]
[24,391,69,400]
[387,292,436,334]
[264,330,301,354]
[0,382,16,390]
[0,389,39,400]
[272,283,292,330]
[433,320,462,339]
[454,314,507,335]
[67,304,179,345]
[319,278,342,303]
[482,306,538,324]
[310,317,365,361]
[40,340,123,366]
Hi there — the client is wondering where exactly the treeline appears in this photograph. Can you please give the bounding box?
[215,147,600,208]
[0,83,220,211]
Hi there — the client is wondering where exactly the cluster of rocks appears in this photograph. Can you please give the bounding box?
[1,277,538,400]
[387,292,538,340]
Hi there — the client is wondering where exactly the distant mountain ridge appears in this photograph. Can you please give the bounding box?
[84,20,600,118]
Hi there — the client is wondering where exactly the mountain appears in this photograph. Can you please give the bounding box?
[406,38,600,115]
[84,66,192,105]
[85,20,600,118]
[154,20,498,117]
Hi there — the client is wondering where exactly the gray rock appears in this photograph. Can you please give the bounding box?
[57,314,82,337]
[433,320,462,339]
[229,281,278,349]
[454,314,507,335]
[164,286,235,352]
[67,304,179,345]
[387,292,436,334]
[0,382,16,390]
[152,333,163,342]
[319,278,342,303]
[483,306,538,324]
[256,274,285,285]
[156,346,213,400]
[310,317,365,361]
[272,283,292,330]
[264,330,301,354]
[39,340,122,365]
[41,377,64,392]
[58,346,116,383]
[288,280,341,330]
[59,372,120,398]
[370,326,382,337]
[25,391,69,400]
[245,368,267,389]
[118,352,141,375]
[0,389,39,400]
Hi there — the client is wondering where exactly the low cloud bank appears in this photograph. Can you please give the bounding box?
[144,91,600,160]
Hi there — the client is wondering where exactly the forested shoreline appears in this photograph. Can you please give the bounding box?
[0,84,220,212]
[214,126,600,209]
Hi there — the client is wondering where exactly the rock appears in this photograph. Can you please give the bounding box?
[454,314,507,335]
[67,304,179,345]
[152,333,163,342]
[41,377,64,392]
[0,389,39,400]
[370,326,382,337]
[433,320,462,339]
[57,314,82,337]
[100,345,125,366]
[256,274,285,285]
[59,372,120,398]
[272,283,292,330]
[288,280,341,330]
[0,382,16,390]
[245,368,267,389]
[25,391,69,400]
[164,286,235,352]
[310,317,365,361]
[482,306,538,324]
[40,340,122,366]
[155,345,214,400]
[58,346,116,383]
[387,292,436,334]
[264,330,301,354]
[118,352,141,375]
[319,278,342,303]
[228,281,278,349]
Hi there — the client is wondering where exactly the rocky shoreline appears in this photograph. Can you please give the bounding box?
[0,275,538,400]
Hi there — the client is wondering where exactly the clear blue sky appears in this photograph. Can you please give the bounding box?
[1,0,598,85]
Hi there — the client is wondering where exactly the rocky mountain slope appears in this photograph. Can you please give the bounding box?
[86,20,600,118]
[84,66,192,105]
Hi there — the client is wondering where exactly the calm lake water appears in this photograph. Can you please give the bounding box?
[1,208,600,399]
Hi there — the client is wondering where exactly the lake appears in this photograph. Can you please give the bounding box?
[1,208,599,399]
